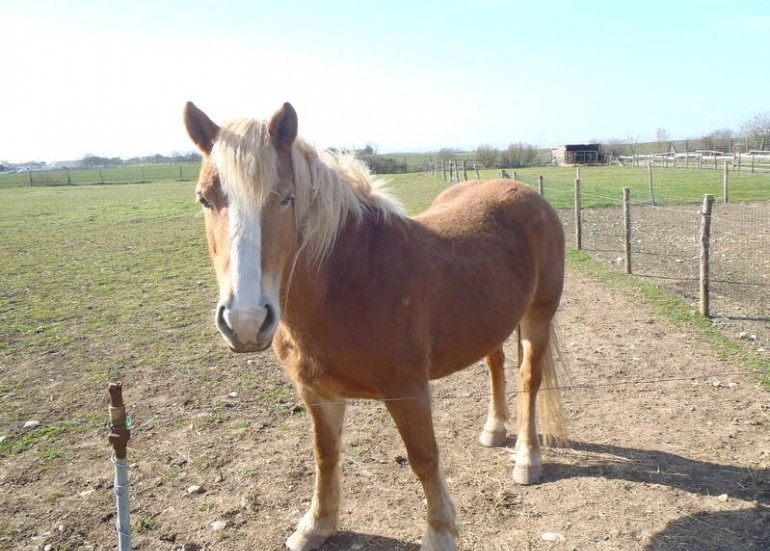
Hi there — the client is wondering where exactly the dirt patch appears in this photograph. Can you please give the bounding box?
[1,266,769,551]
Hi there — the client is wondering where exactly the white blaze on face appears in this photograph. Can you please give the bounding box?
[223,199,269,344]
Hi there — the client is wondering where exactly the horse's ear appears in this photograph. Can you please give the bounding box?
[268,102,298,150]
[184,101,219,155]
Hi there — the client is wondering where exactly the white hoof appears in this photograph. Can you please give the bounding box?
[479,428,507,447]
[286,529,330,551]
[285,514,334,551]
[512,462,542,485]
[421,527,457,551]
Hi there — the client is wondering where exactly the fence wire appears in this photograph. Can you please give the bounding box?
[536,169,769,351]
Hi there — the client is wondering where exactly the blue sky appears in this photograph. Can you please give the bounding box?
[1,0,768,163]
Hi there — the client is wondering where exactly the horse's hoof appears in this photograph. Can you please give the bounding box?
[286,529,330,551]
[512,462,542,485]
[421,527,458,551]
[479,429,506,447]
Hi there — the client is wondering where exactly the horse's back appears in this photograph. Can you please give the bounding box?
[417,179,564,265]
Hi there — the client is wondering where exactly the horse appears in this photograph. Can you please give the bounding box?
[183,101,567,551]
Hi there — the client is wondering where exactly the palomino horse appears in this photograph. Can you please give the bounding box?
[184,102,566,551]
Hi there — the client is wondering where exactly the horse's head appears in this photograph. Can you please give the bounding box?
[184,102,299,353]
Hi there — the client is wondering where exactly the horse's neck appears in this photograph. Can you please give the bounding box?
[281,211,411,330]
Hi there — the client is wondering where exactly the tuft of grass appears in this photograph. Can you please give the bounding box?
[566,248,769,386]
[0,426,63,456]
[134,516,156,533]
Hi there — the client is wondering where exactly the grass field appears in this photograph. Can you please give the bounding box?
[387,165,770,213]
[1,166,768,433]
[0,163,201,188]
[1,162,768,550]
[0,182,214,382]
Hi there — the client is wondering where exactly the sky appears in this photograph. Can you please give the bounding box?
[1,0,769,163]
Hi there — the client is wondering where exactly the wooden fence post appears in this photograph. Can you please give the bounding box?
[647,162,657,206]
[699,194,714,317]
[574,172,582,250]
[538,175,544,196]
[462,160,467,181]
[722,163,729,203]
[623,187,632,274]
[474,164,480,179]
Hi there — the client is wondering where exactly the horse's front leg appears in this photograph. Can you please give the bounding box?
[384,381,458,551]
[286,386,346,551]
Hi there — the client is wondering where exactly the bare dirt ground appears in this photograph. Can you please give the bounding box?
[2,265,769,551]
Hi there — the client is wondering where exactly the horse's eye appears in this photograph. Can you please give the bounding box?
[280,195,295,208]
[196,192,212,209]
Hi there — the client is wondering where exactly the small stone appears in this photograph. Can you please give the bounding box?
[0,435,6,443]
[717,493,729,502]
[187,485,205,495]
[44,545,52,551]
[211,520,227,531]
[228,392,238,398]
[24,420,40,429]
[541,532,566,542]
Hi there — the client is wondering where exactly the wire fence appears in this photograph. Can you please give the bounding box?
[0,162,201,187]
[519,169,770,351]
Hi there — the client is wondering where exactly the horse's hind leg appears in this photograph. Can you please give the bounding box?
[384,381,458,551]
[513,314,553,485]
[286,387,346,551]
[479,347,509,447]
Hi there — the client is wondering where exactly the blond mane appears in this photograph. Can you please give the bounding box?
[211,117,404,264]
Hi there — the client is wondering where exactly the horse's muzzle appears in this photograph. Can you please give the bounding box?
[216,303,276,353]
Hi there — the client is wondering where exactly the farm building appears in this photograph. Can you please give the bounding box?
[551,143,610,166]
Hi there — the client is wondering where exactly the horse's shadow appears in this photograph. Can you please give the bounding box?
[543,440,770,550]
[318,531,419,550]
[311,441,769,550]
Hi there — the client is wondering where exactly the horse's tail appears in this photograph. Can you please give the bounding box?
[534,320,568,447]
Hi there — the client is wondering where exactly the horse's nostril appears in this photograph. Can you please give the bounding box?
[216,304,234,339]
[261,303,275,333]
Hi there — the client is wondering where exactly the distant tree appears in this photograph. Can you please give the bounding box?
[358,153,407,174]
[603,139,624,159]
[502,143,538,168]
[655,128,670,153]
[704,128,734,139]
[740,111,770,150]
[437,148,459,163]
[702,128,734,153]
[81,154,121,168]
[475,144,499,168]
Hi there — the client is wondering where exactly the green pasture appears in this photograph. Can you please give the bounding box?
[1,166,768,459]
[387,165,770,214]
[0,163,200,188]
